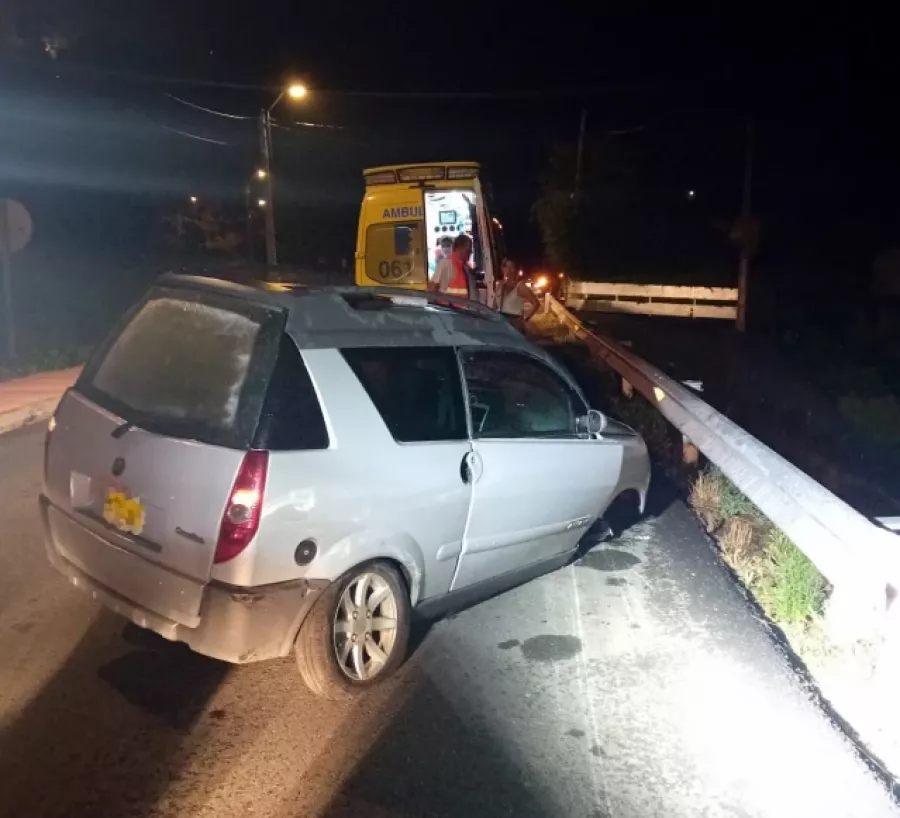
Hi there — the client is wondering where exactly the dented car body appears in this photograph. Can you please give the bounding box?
[40,275,650,696]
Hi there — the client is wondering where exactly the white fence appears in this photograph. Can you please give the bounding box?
[543,295,900,636]
[566,282,738,320]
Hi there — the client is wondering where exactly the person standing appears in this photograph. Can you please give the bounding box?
[432,235,453,274]
[429,234,476,299]
[496,258,540,331]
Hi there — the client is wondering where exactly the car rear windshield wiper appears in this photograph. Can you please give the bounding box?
[111,421,135,439]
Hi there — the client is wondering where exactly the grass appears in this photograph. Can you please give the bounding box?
[756,529,827,625]
[688,466,827,627]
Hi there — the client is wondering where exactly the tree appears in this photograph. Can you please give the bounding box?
[532,138,645,278]
[532,145,579,271]
[164,201,244,257]
[0,0,76,59]
[1,1,169,64]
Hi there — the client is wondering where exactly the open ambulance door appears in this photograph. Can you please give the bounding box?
[473,177,496,308]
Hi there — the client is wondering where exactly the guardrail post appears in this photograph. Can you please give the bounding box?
[682,436,700,466]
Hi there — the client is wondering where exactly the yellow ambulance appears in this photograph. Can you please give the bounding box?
[354,162,502,304]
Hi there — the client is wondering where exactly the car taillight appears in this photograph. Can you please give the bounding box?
[215,449,269,564]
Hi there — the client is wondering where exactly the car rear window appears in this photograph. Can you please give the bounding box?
[252,333,329,451]
[79,289,283,448]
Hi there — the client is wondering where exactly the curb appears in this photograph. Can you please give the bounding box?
[0,396,60,436]
[0,367,81,437]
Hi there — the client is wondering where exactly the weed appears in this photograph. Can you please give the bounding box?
[755,529,827,624]
[689,471,722,532]
[721,516,760,569]
[689,467,825,626]
[708,466,762,521]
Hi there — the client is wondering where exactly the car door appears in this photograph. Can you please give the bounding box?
[338,345,474,601]
[450,348,624,592]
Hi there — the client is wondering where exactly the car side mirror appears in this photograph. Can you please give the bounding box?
[577,408,608,435]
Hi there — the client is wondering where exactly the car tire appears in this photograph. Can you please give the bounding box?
[295,560,411,700]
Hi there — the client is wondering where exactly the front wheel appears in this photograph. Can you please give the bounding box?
[295,561,411,699]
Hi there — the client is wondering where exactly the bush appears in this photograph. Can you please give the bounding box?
[756,530,827,625]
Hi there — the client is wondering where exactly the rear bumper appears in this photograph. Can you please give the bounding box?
[40,495,327,663]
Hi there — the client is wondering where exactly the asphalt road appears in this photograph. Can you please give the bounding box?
[1,424,897,818]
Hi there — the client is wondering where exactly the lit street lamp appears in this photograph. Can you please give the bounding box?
[287,83,308,101]
[260,82,308,266]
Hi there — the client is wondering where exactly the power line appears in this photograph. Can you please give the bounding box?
[318,85,656,99]
[271,120,344,132]
[46,59,674,100]
[163,92,255,120]
[155,122,236,145]
[139,111,238,146]
[164,93,342,129]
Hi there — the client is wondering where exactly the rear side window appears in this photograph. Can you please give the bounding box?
[253,334,329,451]
[80,290,282,448]
[342,347,466,442]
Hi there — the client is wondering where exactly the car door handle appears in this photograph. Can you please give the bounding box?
[460,452,482,485]
[460,454,472,484]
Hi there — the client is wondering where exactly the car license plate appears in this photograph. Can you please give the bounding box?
[103,488,146,536]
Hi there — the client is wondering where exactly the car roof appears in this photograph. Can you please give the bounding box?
[156,273,536,353]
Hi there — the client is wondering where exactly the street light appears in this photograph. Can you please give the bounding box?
[189,196,198,204]
[257,198,267,208]
[287,84,308,100]
[260,81,309,266]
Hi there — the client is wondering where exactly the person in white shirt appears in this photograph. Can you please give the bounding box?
[496,258,540,331]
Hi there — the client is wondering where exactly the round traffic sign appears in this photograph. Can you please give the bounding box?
[0,199,33,255]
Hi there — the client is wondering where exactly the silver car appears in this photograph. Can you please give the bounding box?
[41,275,650,698]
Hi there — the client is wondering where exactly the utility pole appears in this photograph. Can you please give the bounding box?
[736,117,753,332]
[259,110,277,267]
[243,181,255,264]
[0,199,30,361]
[0,203,14,361]
[256,83,307,271]
[573,106,588,200]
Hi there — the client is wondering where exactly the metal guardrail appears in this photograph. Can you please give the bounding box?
[543,295,900,625]
[566,282,738,320]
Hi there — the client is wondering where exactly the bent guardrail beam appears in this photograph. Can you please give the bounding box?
[544,295,900,626]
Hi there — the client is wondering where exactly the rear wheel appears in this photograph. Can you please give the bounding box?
[295,561,410,699]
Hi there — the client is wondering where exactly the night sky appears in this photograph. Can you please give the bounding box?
[2,4,899,277]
